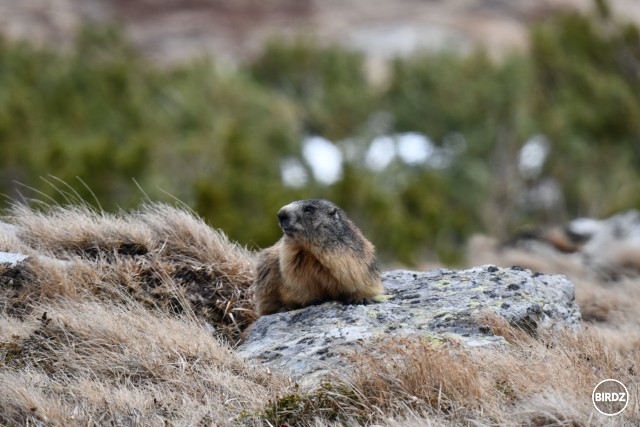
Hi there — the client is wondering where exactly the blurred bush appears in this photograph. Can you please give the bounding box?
[530,8,640,217]
[250,37,375,140]
[0,26,305,249]
[1,1,639,265]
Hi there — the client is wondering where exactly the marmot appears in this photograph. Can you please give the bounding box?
[253,199,384,316]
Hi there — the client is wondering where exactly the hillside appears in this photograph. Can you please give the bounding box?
[1,204,639,425]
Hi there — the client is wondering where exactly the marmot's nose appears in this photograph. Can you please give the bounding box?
[277,209,290,226]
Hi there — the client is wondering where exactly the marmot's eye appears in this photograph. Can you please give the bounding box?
[303,205,316,214]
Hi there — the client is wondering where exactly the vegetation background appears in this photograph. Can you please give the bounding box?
[1,1,639,265]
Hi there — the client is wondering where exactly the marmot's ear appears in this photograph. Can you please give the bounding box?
[329,207,338,217]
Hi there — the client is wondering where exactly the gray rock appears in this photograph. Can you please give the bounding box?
[0,250,73,270]
[0,251,28,267]
[0,222,19,236]
[576,210,640,277]
[238,266,581,383]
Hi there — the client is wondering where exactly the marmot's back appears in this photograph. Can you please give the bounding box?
[253,199,384,316]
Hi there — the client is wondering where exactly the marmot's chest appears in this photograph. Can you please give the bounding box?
[279,247,343,302]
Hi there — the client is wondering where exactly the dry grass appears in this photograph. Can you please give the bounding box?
[320,318,638,426]
[0,299,288,426]
[258,320,639,426]
[0,203,280,425]
[2,203,257,342]
[1,204,639,425]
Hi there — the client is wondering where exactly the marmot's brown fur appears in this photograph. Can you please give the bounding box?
[253,199,384,316]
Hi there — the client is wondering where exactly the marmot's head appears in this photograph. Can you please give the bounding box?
[277,199,360,249]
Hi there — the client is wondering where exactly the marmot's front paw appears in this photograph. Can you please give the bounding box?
[342,297,374,306]
[343,294,391,306]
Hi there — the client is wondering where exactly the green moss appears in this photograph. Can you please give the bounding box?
[0,339,25,368]
[371,294,394,303]
[467,285,488,292]
[252,381,367,426]
[422,333,445,347]
[430,280,451,289]
[0,335,54,373]
[495,380,517,402]
[433,311,454,321]
[467,300,481,309]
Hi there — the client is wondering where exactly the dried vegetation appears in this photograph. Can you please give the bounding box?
[1,204,639,425]
[1,203,257,342]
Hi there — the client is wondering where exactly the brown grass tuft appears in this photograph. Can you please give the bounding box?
[347,337,482,419]
[0,299,289,426]
[2,203,257,342]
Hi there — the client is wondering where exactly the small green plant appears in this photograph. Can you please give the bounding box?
[256,381,368,426]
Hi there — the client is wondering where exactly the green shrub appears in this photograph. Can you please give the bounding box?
[250,37,375,140]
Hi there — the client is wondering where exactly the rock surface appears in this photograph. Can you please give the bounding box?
[0,251,28,267]
[573,210,640,277]
[472,210,640,280]
[238,266,581,382]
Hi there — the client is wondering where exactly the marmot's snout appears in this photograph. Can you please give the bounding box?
[277,206,296,236]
